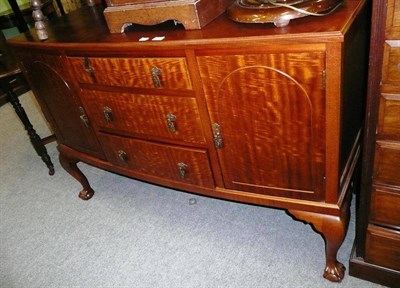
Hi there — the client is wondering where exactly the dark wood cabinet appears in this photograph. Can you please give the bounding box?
[8,0,368,283]
[349,0,400,286]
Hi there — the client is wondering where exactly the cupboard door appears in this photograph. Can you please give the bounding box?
[18,53,104,158]
[197,52,326,200]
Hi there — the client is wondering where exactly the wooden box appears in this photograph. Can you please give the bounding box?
[103,0,233,33]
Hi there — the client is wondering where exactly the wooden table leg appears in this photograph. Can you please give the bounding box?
[1,77,55,175]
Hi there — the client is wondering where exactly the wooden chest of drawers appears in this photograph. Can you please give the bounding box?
[9,0,368,282]
[349,0,400,286]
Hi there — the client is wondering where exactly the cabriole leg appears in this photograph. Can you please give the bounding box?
[59,152,94,200]
[287,193,351,282]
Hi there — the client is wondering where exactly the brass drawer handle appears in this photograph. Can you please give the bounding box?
[151,66,162,88]
[83,57,94,75]
[166,114,177,132]
[79,106,90,128]
[177,162,188,179]
[103,106,113,122]
[212,123,223,149]
[118,150,128,164]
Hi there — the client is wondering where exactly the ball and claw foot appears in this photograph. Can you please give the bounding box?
[79,189,94,200]
[323,262,345,282]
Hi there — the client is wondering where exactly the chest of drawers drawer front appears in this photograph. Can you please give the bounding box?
[81,90,206,145]
[99,133,215,188]
[378,93,400,139]
[370,187,400,228]
[69,57,192,90]
[373,141,400,187]
[383,41,400,85]
[386,0,400,39]
[365,225,400,271]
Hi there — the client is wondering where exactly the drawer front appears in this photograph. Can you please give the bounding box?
[69,57,192,90]
[378,94,400,139]
[370,186,400,228]
[373,141,400,187]
[81,90,206,145]
[99,133,215,188]
[383,41,400,84]
[365,225,400,271]
[386,0,400,38]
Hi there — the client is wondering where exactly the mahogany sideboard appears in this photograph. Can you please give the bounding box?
[8,0,368,282]
[349,0,400,286]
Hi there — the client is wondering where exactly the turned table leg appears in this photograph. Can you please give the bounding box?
[1,78,55,175]
[287,193,351,282]
[59,152,94,200]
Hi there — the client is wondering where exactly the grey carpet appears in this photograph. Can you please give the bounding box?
[0,91,383,288]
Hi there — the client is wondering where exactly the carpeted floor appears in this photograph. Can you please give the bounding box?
[0,91,384,287]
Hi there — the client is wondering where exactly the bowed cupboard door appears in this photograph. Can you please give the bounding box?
[16,52,104,159]
[197,49,326,201]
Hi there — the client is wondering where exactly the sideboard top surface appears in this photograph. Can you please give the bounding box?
[8,0,365,50]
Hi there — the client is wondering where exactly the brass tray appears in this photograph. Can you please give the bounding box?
[227,0,343,27]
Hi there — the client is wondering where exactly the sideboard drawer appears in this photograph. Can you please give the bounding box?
[370,187,400,228]
[69,57,192,90]
[81,90,206,145]
[373,141,400,187]
[378,94,400,139]
[382,41,400,84]
[365,225,400,271]
[99,133,215,188]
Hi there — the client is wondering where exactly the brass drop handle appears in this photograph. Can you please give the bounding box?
[103,106,113,122]
[177,162,188,179]
[83,57,94,76]
[166,114,177,132]
[151,66,162,88]
[118,150,128,164]
[212,123,223,149]
[79,106,90,128]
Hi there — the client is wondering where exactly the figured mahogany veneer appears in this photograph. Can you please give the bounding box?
[8,0,368,282]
